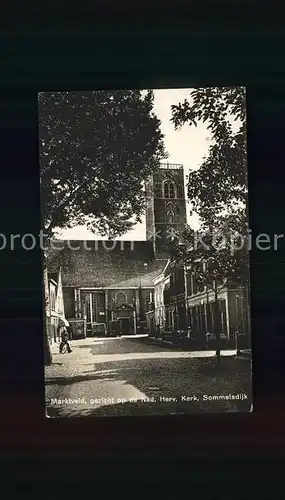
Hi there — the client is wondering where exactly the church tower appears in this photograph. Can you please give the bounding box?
[145,163,187,257]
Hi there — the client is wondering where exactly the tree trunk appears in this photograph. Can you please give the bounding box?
[43,264,53,366]
[44,317,52,366]
[214,281,221,365]
[244,279,250,334]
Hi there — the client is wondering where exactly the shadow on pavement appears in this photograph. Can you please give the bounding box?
[46,355,252,417]
[75,336,184,355]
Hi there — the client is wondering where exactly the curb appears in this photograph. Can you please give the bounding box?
[146,337,246,358]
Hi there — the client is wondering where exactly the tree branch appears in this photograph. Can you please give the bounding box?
[44,177,92,233]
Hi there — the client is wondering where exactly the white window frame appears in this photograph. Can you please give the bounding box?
[163,180,176,199]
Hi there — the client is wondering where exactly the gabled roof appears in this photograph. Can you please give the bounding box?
[47,239,167,288]
[153,260,172,284]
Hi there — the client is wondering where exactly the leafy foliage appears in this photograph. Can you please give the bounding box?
[170,86,249,290]
[172,221,249,294]
[171,87,247,223]
[170,88,249,361]
[39,90,167,237]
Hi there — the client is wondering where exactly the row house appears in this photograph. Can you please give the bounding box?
[44,265,66,344]
[184,263,250,344]
[147,262,170,336]
[149,255,250,348]
[164,260,186,331]
[149,259,186,336]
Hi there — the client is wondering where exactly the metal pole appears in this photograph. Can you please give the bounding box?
[89,293,93,325]
[133,308,137,335]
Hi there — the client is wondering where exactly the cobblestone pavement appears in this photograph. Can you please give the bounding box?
[45,336,252,418]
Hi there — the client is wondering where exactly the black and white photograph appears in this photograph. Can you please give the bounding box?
[40,88,252,418]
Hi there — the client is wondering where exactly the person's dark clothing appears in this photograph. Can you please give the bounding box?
[59,328,72,353]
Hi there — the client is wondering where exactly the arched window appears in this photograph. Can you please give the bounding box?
[116,292,127,306]
[166,202,176,223]
[166,202,175,210]
[163,180,176,199]
[167,210,175,223]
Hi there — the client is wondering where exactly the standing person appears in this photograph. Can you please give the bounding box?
[59,326,72,354]
[156,323,160,338]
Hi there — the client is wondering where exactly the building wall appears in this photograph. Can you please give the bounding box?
[49,282,58,343]
[43,267,51,341]
[62,286,154,329]
[153,261,186,331]
[80,290,106,326]
[165,263,186,330]
[46,269,66,344]
[227,288,250,338]
[154,280,165,326]
[185,288,229,339]
[108,288,136,308]
[141,288,154,316]
[63,288,75,318]
[108,288,154,321]
[44,268,50,318]
[56,269,65,318]
[145,175,155,241]
[184,265,249,341]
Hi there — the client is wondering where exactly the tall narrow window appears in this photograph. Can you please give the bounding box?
[50,290,56,311]
[85,294,91,323]
[198,279,204,293]
[163,181,176,199]
[169,183,175,198]
[166,202,176,223]
[167,210,175,223]
[192,275,197,295]
[91,293,97,323]
[187,271,193,296]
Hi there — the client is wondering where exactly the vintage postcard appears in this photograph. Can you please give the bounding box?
[39,88,252,418]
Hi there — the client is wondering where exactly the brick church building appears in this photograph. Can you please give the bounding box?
[47,163,188,338]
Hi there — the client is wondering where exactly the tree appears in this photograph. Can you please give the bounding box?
[39,90,167,238]
[172,221,249,365]
[171,86,247,224]
[171,87,249,363]
[39,90,167,365]
[43,265,52,366]
[44,320,52,366]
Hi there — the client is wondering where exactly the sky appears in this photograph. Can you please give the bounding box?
[56,88,214,241]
